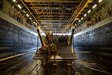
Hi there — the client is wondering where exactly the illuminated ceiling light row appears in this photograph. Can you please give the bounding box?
[79,4,98,22]
[78,0,103,23]
[17,4,22,9]
[84,14,87,17]
[26,14,29,17]
[81,17,83,20]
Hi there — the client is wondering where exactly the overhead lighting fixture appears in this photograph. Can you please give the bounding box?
[12,0,16,3]
[33,22,37,25]
[79,20,81,22]
[88,10,91,13]
[29,17,32,20]
[17,4,22,9]
[56,8,60,10]
[84,14,87,17]
[92,4,97,9]
[23,10,26,13]
[81,17,83,20]
[26,14,29,17]
[98,0,103,3]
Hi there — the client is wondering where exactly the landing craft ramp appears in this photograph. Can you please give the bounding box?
[35,42,76,75]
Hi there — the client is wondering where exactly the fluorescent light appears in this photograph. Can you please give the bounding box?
[23,10,26,13]
[88,10,91,13]
[81,17,83,20]
[98,0,103,3]
[92,4,97,9]
[26,14,29,17]
[33,22,37,25]
[41,32,46,36]
[29,17,32,20]
[84,14,87,17]
[79,20,81,22]
[17,4,22,9]
[12,0,16,3]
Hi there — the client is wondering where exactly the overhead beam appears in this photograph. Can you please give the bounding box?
[38,18,69,20]
[24,0,80,3]
[27,3,78,6]
[38,20,68,22]
[36,15,71,18]
[36,16,71,20]
[30,7,62,10]
[41,22,66,25]
[42,27,69,29]
[35,14,71,17]
[33,12,72,15]
[37,16,71,18]
[71,0,93,24]
[69,0,93,24]
[37,15,71,17]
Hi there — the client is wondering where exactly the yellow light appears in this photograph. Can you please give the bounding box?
[26,14,29,17]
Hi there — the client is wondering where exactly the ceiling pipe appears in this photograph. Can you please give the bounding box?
[20,0,40,26]
[24,0,79,3]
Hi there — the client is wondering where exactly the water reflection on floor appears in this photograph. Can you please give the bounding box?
[36,61,73,75]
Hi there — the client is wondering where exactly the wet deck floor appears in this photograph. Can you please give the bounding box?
[2,42,111,75]
[32,42,76,75]
[36,61,73,75]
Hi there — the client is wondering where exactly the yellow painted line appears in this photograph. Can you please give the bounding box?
[0,53,26,62]
[76,0,93,18]
[74,17,112,37]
